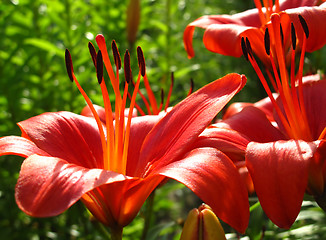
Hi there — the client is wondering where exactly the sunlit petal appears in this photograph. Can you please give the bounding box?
[158,147,249,233]
[246,140,317,228]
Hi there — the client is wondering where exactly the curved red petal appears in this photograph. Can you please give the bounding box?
[284,6,326,52]
[214,106,286,143]
[15,155,129,217]
[126,115,163,176]
[18,111,103,168]
[246,140,317,228]
[203,24,253,57]
[183,24,196,59]
[80,104,107,123]
[157,147,249,233]
[96,175,165,227]
[280,0,320,9]
[183,8,261,58]
[240,28,267,62]
[193,127,250,162]
[0,136,49,158]
[223,95,276,121]
[137,73,246,175]
[301,78,326,139]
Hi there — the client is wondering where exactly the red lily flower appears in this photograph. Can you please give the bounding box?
[199,15,326,228]
[183,0,326,65]
[0,35,249,235]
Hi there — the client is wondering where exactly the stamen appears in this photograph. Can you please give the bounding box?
[241,37,249,61]
[159,89,164,112]
[121,69,142,174]
[291,23,296,51]
[279,24,284,46]
[137,46,146,77]
[245,37,253,59]
[296,15,312,140]
[164,72,174,111]
[299,14,309,38]
[243,37,293,136]
[187,78,194,97]
[275,0,280,12]
[65,48,107,169]
[65,49,74,82]
[136,46,159,114]
[128,90,147,115]
[124,50,132,84]
[96,50,104,84]
[112,40,122,70]
[128,77,152,115]
[88,42,97,67]
[95,35,121,104]
[264,28,271,56]
[318,127,326,140]
[253,0,266,25]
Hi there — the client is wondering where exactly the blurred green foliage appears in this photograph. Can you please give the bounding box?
[1,0,326,239]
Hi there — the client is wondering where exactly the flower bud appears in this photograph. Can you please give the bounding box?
[126,0,141,45]
[180,204,226,240]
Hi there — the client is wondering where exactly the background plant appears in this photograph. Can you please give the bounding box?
[1,0,326,239]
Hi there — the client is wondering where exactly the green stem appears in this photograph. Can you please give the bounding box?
[110,227,123,240]
[141,190,156,240]
[165,0,171,73]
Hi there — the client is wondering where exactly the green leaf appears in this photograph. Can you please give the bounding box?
[24,38,64,57]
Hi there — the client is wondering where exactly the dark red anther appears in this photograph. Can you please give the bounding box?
[96,50,103,84]
[245,37,253,58]
[65,49,74,82]
[124,50,132,83]
[187,78,194,96]
[88,42,97,67]
[170,72,174,87]
[112,40,121,70]
[280,24,284,45]
[298,15,309,38]
[291,23,297,50]
[241,37,248,61]
[189,78,194,93]
[137,46,146,77]
[264,28,271,56]
[160,88,164,105]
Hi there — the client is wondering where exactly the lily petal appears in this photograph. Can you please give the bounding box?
[0,136,49,158]
[126,115,163,176]
[203,24,255,57]
[18,111,104,169]
[223,95,276,120]
[193,127,250,162]
[246,140,317,228]
[301,78,326,139]
[15,154,129,217]
[183,8,262,58]
[283,6,326,52]
[158,147,249,233]
[137,73,246,175]
[214,106,286,143]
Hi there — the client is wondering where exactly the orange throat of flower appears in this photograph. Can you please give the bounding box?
[241,13,317,141]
